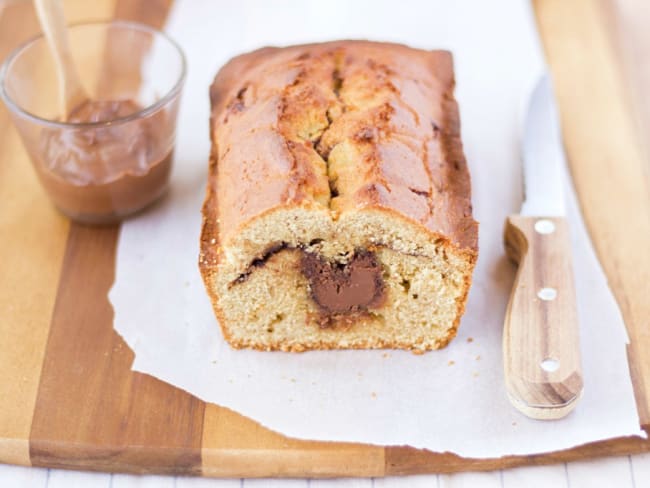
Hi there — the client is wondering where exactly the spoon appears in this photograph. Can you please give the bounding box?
[34,0,88,120]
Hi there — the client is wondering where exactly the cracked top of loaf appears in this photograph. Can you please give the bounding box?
[203,40,478,263]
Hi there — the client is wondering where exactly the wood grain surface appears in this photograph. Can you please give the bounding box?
[30,224,204,474]
[201,405,384,478]
[605,0,650,185]
[0,0,112,468]
[502,216,583,420]
[534,0,650,427]
[0,0,649,478]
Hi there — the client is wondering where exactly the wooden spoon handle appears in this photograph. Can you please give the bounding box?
[33,0,87,117]
[503,215,583,419]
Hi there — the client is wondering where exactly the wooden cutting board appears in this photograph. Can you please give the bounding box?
[1,0,649,478]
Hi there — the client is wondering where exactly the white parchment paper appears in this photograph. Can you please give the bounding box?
[109,0,645,457]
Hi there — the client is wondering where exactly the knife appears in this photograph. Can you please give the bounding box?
[503,73,583,420]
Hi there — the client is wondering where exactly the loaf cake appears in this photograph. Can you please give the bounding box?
[200,41,478,353]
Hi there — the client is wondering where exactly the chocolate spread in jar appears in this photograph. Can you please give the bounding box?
[301,250,386,318]
[36,99,173,224]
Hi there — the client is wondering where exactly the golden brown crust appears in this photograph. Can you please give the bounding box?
[203,40,477,255]
[199,40,478,353]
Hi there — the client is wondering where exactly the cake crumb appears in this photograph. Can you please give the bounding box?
[512,421,517,426]
[382,352,391,359]
[467,337,474,343]
[371,392,377,399]
[473,372,479,378]
[475,355,481,361]
[448,360,455,366]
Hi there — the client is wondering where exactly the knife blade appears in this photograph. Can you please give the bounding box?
[521,74,565,217]
[502,73,583,420]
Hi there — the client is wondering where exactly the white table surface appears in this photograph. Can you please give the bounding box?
[2,454,650,487]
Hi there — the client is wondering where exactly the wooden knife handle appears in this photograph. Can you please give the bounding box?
[503,215,583,419]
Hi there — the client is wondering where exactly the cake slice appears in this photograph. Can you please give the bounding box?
[200,41,478,353]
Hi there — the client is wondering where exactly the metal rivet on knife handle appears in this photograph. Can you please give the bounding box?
[537,287,557,301]
[534,219,556,234]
